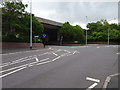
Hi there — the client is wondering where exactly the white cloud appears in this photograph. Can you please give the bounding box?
[23,0,119,3]
[22,0,118,28]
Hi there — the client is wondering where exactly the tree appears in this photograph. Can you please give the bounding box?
[59,22,85,44]
[2,1,44,42]
[59,22,72,41]
[2,1,28,37]
[87,19,120,43]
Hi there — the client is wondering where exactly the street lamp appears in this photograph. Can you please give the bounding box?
[86,16,88,45]
[107,18,116,45]
[30,0,32,49]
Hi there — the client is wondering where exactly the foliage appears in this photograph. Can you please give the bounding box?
[87,19,120,43]
[2,1,44,42]
[59,22,85,44]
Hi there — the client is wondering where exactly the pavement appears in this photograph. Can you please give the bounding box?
[0,45,119,89]
[2,46,48,54]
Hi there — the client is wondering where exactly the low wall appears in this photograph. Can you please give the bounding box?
[1,42,44,49]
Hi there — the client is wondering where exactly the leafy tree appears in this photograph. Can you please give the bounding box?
[2,1,28,37]
[59,22,72,41]
[87,19,120,43]
[2,1,44,42]
[59,22,85,44]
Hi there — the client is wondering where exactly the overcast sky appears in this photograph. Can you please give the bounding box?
[23,0,119,29]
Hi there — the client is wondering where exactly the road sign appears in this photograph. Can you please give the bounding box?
[34,36,39,38]
[43,34,47,38]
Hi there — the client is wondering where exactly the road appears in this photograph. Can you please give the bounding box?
[1,45,119,89]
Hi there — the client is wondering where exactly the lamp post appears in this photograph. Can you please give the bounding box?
[107,18,116,45]
[30,0,32,49]
[86,16,88,45]
[107,27,110,45]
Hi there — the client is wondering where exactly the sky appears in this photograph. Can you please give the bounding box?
[22,0,119,29]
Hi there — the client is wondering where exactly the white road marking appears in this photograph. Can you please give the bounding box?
[1,48,78,78]
[0,58,49,73]
[103,76,111,89]
[86,83,98,90]
[64,50,71,53]
[97,46,100,48]
[86,77,100,83]
[0,67,26,78]
[73,51,79,54]
[0,64,28,73]
[52,56,61,61]
[52,52,58,56]
[61,53,69,57]
[109,73,120,77]
[0,57,35,68]
[39,58,49,62]
[35,57,39,62]
[1,51,53,68]
[103,73,120,89]
[36,61,51,65]
[86,77,100,90]
[1,48,62,67]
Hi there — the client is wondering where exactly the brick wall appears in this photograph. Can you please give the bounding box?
[1,42,44,49]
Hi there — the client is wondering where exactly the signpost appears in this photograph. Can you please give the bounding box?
[43,34,47,38]
[43,34,47,48]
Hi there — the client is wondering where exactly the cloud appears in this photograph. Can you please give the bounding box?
[23,1,118,28]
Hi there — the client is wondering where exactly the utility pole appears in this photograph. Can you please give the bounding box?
[86,16,88,45]
[118,1,120,25]
[108,27,109,45]
[30,0,32,49]
[107,18,116,45]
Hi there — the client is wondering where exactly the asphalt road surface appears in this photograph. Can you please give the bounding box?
[1,45,119,89]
